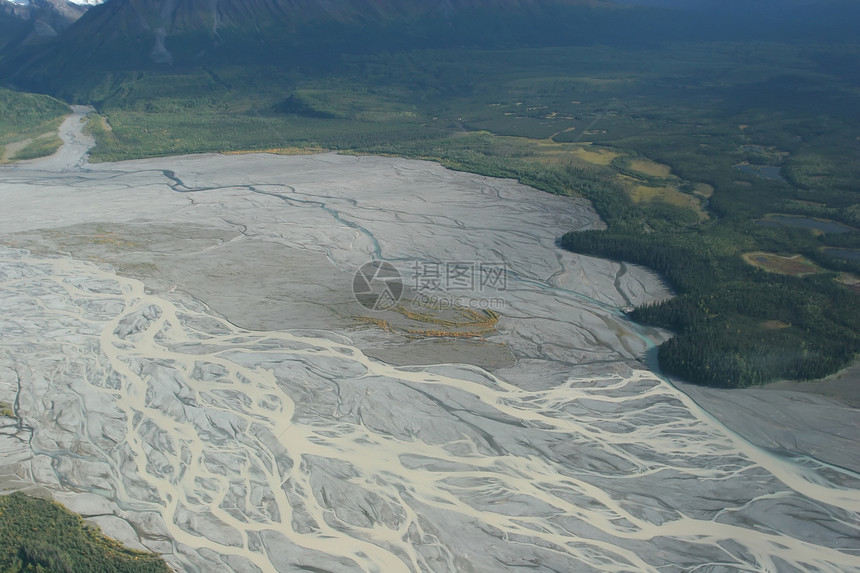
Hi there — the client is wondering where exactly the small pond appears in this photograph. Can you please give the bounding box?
[734,163,785,182]
[824,247,860,262]
[757,214,854,234]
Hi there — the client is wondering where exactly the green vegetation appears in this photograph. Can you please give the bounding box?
[0,401,13,418]
[0,492,169,572]
[27,41,860,388]
[10,134,63,160]
[561,232,860,387]
[0,87,68,146]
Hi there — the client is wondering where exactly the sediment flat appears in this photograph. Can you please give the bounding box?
[0,109,858,573]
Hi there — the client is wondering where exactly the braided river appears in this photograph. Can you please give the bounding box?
[0,108,857,572]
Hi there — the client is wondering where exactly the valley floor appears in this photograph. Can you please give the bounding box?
[0,108,858,572]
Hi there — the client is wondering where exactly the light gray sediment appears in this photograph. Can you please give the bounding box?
[0,108,857,573]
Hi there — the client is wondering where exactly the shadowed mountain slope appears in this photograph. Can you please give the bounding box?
[5,0,635,91]
[0,0,87,51]
[4,0,859,98]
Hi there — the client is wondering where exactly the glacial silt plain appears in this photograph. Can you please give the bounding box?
[0,108,859,572]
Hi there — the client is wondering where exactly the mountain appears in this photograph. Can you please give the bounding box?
[0,0,90,65]
[32,0,621,62]
[5,0,636,90]
[5,0,859,98]
[0,0,87,47]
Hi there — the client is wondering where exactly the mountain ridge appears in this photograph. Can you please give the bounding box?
[5,0,859,99]
[4,0,630,93]
[0,0,87,48]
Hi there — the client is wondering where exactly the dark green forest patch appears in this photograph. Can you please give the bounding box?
[0,492,170,573]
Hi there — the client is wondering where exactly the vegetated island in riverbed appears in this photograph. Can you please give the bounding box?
[0,492,170,573]
[0,401,14,418]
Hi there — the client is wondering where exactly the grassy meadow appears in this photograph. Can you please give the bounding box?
[0,87,68,146]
